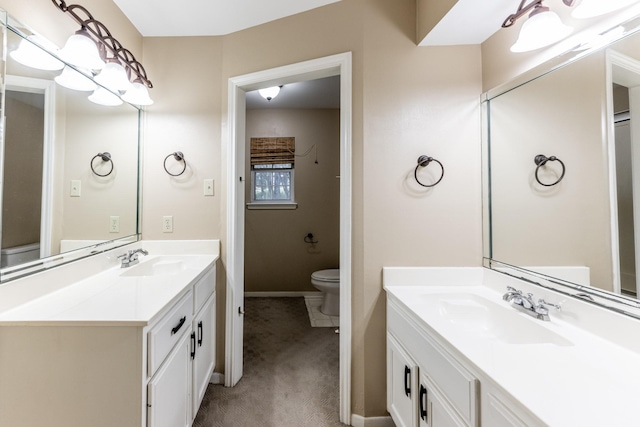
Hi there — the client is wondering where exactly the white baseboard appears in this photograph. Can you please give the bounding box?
[244,291,322,298]
[350,414,395,427]
[209,372,224,385]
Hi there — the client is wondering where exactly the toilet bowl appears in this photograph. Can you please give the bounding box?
[311,269,340,316]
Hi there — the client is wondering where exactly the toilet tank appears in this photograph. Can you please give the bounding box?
[1,243,40,268]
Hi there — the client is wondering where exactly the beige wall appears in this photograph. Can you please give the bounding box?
[244,109,340,293]
[416,0,457,44]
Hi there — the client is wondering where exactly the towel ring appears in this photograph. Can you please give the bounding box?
[414,155,444,188]
[304,233,318,244]
[534,154,565,187]
[164,152,187,177]
[90,152,114,177]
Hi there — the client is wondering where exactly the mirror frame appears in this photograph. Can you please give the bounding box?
[482,13,640,318]
[0,10,142,283]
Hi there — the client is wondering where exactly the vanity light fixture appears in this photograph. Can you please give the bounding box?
[51,0,153,105]
[10,35,64,71]
[569,0,640,19]
[259,86,282,101]
[88,86,123,107]
[54,65,97,91]
[504,1,573,52]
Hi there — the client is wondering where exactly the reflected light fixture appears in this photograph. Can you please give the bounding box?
[259,86,282,101]
[570,0,640,19]
[503,1,573,52]
[54,65,96,91]
[88,86,123,106]
[10,35,64,71]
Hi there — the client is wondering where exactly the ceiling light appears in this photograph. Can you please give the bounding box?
[121,79,154,106]
[510,5,573,52]
[94,59,133,92]
[10,35,64,71]
[571,0,640,19]
[259,86,281,101]
[88,87,123,106]
[58,28,105,70]
[54,65,97,91]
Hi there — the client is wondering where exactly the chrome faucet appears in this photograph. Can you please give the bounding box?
[502,286,560,321]
[117,249,149,268]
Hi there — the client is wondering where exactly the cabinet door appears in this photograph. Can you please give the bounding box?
[420,375,467,427]
[192,293,216,417]
[148,330,192,427]
[387,334,419,427]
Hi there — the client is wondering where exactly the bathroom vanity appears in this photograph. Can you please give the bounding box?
[0,240,218,427]
[384,267,640,427]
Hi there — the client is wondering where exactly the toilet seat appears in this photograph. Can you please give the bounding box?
[311,269,340,282]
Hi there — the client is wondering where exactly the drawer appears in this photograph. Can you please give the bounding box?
[148,291,194,376]
[194,266,215,314]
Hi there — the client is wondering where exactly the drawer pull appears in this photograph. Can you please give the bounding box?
[419,384,428,421]
[197,321,203,346]
[190,332,197,360]
[404,365,411,397]
[171,316,187,335]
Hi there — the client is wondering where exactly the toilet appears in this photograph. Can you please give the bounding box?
[311,269,340,316]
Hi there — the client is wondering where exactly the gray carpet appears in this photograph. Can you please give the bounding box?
[194,297,346,427]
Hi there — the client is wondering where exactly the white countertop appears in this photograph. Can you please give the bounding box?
[0,240,219,327]
[384,267,640,427]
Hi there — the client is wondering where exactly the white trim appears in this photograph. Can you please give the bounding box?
[225,52,353,425]
[5,75,55,259]
[246,202,297,210]
[606,50,640,296]
[245,291,322,297]
[350,414,395,427]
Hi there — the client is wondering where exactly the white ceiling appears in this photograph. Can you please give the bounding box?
[112,0,342,37]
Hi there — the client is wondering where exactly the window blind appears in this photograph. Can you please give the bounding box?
[250,137,295,166]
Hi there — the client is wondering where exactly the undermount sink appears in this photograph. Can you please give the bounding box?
[119,256,186,277]
[421,293,573,346]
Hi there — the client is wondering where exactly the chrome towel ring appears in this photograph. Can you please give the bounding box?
[90,152,114,177]
[534,154,565,187]
[414,155,444,188]
[164,151,187,176]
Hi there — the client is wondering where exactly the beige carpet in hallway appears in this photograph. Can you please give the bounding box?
[194,297,347,427]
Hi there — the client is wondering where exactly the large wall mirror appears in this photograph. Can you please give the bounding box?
[483,13,640,316]
[0,12,140,281]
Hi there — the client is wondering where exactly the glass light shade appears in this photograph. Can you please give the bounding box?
[88,86,123,106]
[10,35,64,71]
[511,9,573,52]
[54,66,97,91]
[121,81,153,106]
[572,0,640,19]
[58,30,105,70]
[258,86,281,101]
[94,60,132,92]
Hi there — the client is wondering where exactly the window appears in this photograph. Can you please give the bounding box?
[249,137,296,208]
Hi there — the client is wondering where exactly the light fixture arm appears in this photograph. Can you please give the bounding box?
[502,0,544,27]
[51,0,153,88]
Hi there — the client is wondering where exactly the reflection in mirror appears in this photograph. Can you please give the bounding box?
[484,14,640,313]
[0,14,141,280]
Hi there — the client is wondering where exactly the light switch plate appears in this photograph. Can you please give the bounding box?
[70,180,81,197]
[204,179,214,196]
[109,216,119,233]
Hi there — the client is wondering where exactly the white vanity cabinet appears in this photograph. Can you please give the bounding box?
[0,260,217,427]
[387,299,478,427]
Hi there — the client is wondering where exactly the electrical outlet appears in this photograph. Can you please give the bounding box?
[109,216,120,233]
[70,180,81,197]
[204,179,214,196]
[163,216,173,233]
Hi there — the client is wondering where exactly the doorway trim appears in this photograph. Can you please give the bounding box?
[225,52,352,424]
[5,75,55,259]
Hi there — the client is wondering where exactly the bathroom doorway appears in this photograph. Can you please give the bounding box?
[225,52,352,424]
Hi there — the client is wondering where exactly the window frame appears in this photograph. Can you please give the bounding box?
[247,164,297,209]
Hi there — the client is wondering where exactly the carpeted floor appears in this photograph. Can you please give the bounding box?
[193,297,347,427]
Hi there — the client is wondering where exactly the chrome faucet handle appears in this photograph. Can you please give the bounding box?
[538,299,562,311]
[506,286,520,293]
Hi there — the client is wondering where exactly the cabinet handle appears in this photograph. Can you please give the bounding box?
[190,332,196,360]
[171,316,186,335]
[197,321,203,346]
[419,384,428,421]
[404,365,411,397]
